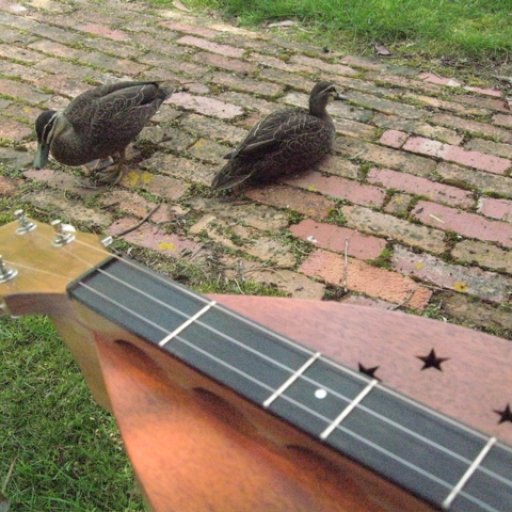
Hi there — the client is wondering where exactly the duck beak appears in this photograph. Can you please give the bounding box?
[33,141,50,169]
[334,92,349,101]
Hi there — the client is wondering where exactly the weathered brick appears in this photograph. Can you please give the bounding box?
[449,93,508,114]
[340,55,385,71]
[0,118,32,141]
[219,90,277,116]
[411,200,512,248]
[176,35,243,58]
[492,114,512,129]
[440,292,512,333]
[403,136,511,174]
[246,52,310,73]
[299,249,432,309]
[160,20,219,39]
[464,138,512,160]
[437,162,512,198]
[180,113,247,145]
[379,129,408,149]
[452,239,512,274]
[28,39,82,59]
[120,170,189,200]
[0,77,50,105]
[430,113,512,144]
[336,138,436,177]
[23,169,87,192]
[341,295,396,310]
[317,155,359,180]
[392,245,511,303]
[372,73,443,96]
[78,23,130,41]
[245,184,336,219]
[109,218,204,258]
[207,71,283,97]
[418,72,461,87]
[290,219,386,260]
[464,86,502,98]
[348,91,423,119]
[258,67,315,92]
[404,93,489,116]
[187,137,228,164]
[367,167,474,208]
[384,193,413,216]
[221,255,326,299]
[0,43,42,64]
[192,51,256,75]
[478,197,512,223]
[372,113,463,145]
[342,205,446,254]
[169,92,243,119]
[284,171,386,208]
[289,54,358,77]
[0,175,18,195]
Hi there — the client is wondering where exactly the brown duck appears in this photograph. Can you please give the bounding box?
[33,81,172,184]
[211,81,346,191]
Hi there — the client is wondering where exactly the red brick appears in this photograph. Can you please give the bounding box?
[289,54,358,77]
[169,92,243,119]
[78,23,129,41]
[411,200,512,248]
[450,94,508,114]
[478,197,512,223]
[246,52,310,73]
[192,51,256,74]
[24,169,85,191]
[290,219,386,259]
[28,39,82,59]
[299,249,432,309]
[430,113,512,144]
[0,44,42,64]
[0,175,18,195]
[493,114,512,129]
[464,138,512,160]
[0,78,50,105]
[403,136,511,174]
[245,184,336,219]
[176,35,243,58]
[349,91,423,119]
[160,20,218,39]
[120,171,189,201]
[392,245,510,303]
[109,218,204,257]
[404,93,488,116]
[379,129,409,149]
[340,55,384,71]
[336,138,436,177]
[418,72,461,87]
[284,171,386,208]
[207,72,283,97]
[367,167,474,208]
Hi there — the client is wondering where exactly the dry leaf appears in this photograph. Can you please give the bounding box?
[374,42,392,56]
[173,0,190,12]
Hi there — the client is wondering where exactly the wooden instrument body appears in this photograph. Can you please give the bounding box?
[2,220,511,511]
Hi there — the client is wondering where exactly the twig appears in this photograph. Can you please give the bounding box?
[115,203,162,238]
[342,238,349,292]
[391,289,416,311]
[2,457,16,493]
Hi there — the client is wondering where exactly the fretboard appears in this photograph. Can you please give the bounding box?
[68,257,512,512]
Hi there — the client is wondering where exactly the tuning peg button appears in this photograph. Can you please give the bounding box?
[14,209,36,234]
[51,219,76,247]
[0,255,17,283]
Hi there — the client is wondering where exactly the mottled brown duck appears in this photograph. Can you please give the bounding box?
[33,81,173,184]
[211,81,346,191]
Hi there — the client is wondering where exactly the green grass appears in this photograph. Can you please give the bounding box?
[184,0,512,63]
[0,316,145,512]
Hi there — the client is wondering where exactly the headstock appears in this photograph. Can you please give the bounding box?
[0,211,110,317]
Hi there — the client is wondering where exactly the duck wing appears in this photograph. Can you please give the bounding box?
[64,81,171,140]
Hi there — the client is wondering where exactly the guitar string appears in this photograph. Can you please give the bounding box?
[12,225,512,497]
[72,280,506,512]
[65,230,506,449]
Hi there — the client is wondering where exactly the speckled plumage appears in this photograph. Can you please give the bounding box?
[211,81,343,191]
[34,81,172,175]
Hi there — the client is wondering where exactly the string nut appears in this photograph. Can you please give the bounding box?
[0,255,18,283]
[51,219,76,247]
[14,209,36,234]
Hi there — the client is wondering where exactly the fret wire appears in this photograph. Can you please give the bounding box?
[443,437,497,510]
[158,301,216,348]
[87,258,490,469]
[69,236,490,438]
[263,352,321,408]
[458,492,502,512]
[71,279,512,502]
[320,379,379,440]
[73,264,505,474]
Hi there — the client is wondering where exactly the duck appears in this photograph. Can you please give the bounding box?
[33,81,173,184]
[211,81,346,191]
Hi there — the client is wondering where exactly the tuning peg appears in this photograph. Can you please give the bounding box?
[14,209,36,234]
[0,255,18,283]
[51,219,76,247]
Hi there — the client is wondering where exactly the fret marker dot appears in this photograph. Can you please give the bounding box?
[315,389,327,399]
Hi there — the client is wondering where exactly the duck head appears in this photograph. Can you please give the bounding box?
[309,81,348,116]
[33,110,58,169]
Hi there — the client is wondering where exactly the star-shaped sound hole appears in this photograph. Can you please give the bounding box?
[494,404,512,425]
[417,349,449,371]
[358,363,379,379]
